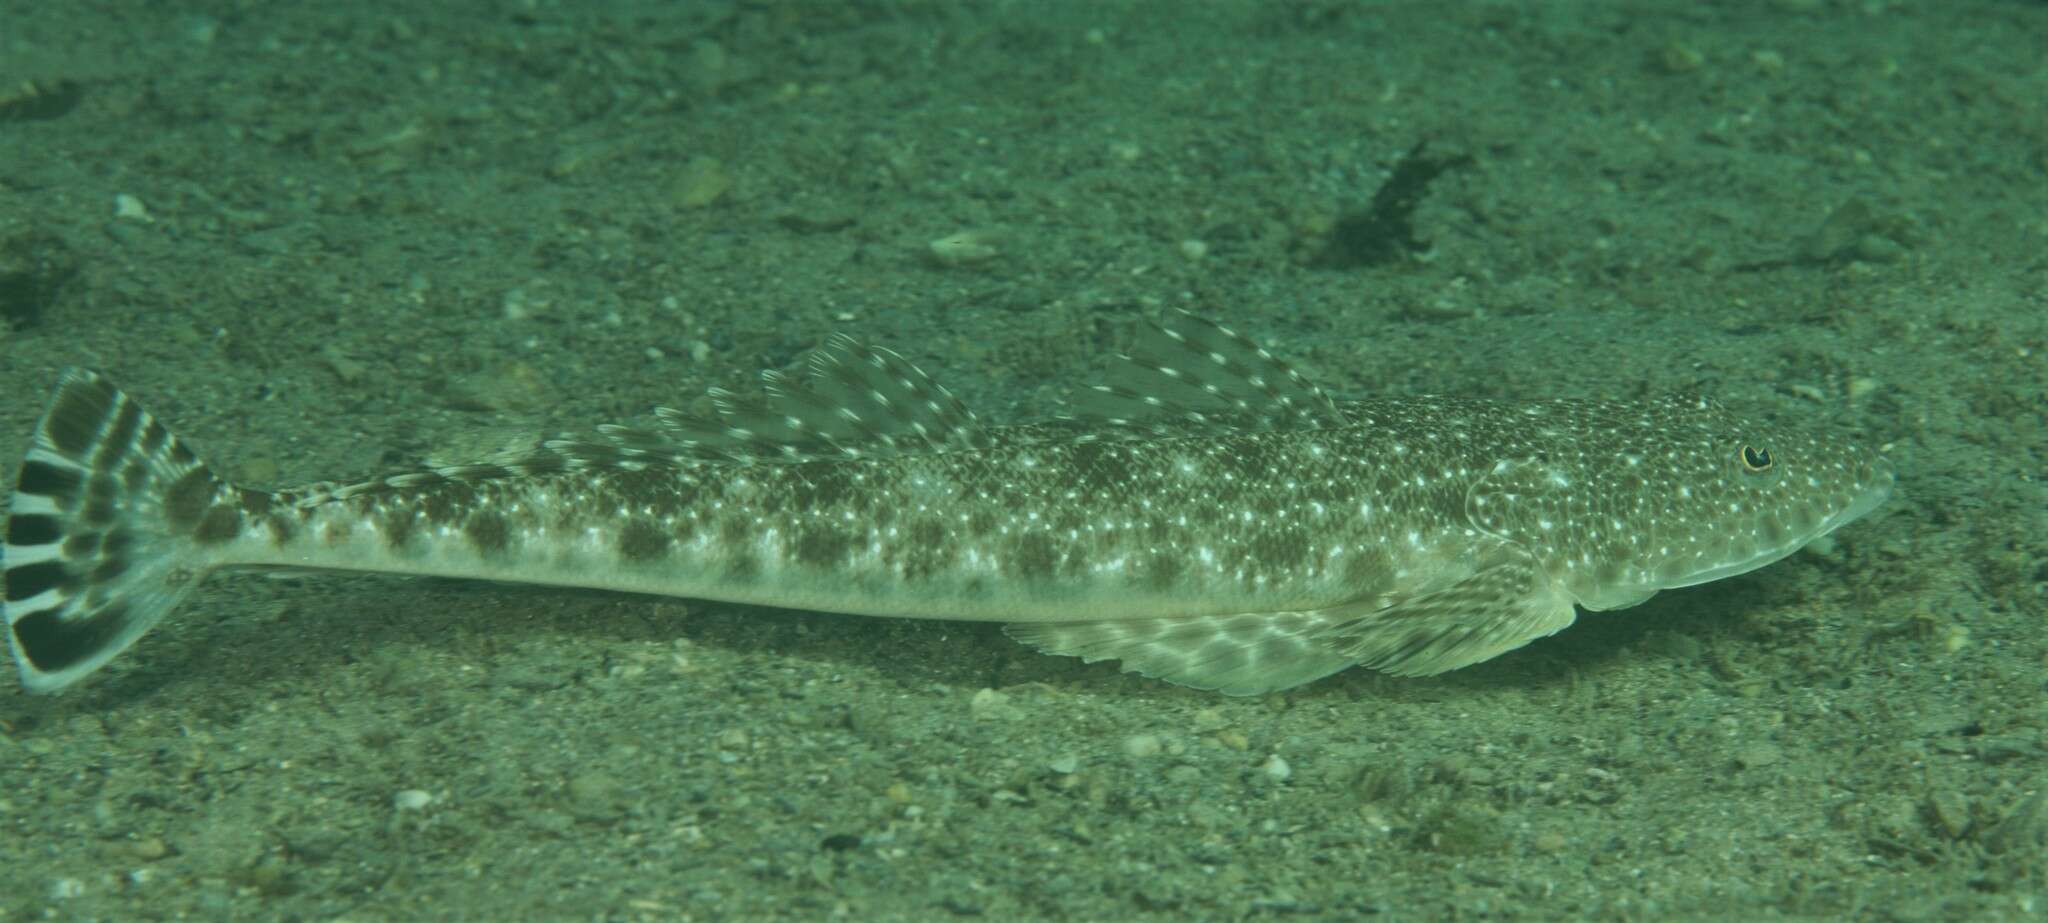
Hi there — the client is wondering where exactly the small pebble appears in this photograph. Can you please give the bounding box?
[672,155,731,208]
[113,193,150,221]
[1123,734,1163,758]
[928,230,1001,267]
[566,773,626,820]
[1657,41,1705,74]
[393,789,435,811]
[1258,753,1292,783]
[968,687,1015,719]
[1982,790,2045,854]
[1928,790,1972,839]
[1734,742,1782,770]
[128,836,171,861]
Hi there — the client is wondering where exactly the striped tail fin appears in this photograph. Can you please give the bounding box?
[5,369,233,692]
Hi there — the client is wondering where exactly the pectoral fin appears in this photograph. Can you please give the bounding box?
[1008,544,1576,694]
[1313,543,1577,677]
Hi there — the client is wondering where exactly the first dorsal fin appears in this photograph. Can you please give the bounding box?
[1069,310,1342,436]
[557,335,989,467]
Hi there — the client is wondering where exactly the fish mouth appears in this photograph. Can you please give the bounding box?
[1825,456,1896,535]
[1662,453,1896,591]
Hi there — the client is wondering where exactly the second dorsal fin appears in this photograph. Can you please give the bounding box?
[1069,310,1342,436]
[563,335,989,467]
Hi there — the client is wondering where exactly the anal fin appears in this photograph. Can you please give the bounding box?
[1005,610,1357,696]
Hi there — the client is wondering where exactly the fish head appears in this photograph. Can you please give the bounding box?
[1465,396,1894,611]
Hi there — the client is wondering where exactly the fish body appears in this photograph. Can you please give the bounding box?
[4,314,1892,694]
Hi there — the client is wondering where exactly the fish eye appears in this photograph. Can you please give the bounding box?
[1740,444,1773,472]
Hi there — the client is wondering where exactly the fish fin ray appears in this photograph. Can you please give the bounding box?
[1313,544,1577,677]
[1069,309,1342,436]
[553,337,989,467]
[6,369,227,692]
[1006,609,1357,696]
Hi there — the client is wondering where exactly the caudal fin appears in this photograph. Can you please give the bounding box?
[4,369,231,693]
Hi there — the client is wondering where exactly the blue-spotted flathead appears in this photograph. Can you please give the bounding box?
[4,313,1892,694]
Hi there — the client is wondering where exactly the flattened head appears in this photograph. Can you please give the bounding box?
[1467,396,1893,610]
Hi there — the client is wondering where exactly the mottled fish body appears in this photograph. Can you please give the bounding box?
[4,314,1892,694]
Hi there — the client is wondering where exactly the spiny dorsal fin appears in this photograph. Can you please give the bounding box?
[1069,310,1341,436]
[554,335,989,467]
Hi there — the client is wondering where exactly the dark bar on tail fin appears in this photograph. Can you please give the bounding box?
[4,369,226,692]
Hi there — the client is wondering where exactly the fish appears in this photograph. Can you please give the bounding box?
[3,312,1893,695]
